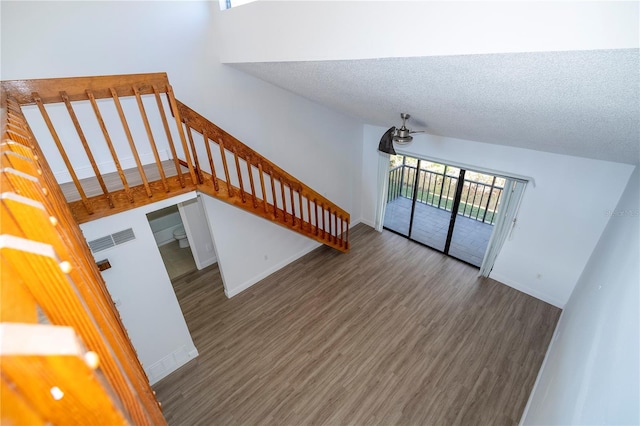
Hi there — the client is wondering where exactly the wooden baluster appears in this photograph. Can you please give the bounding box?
[60,91,113,207]
[202,130,219,191]
[314,199,319,235]
[110,88,152,198]
[338,214,342,247]
[307,196,312,228]
[246,157,258,208]
[87,90,133,203]
[185,124,203,184]
[270,171,278,218]
[328,207,333,242]
[218,140,233,196]
[322,204,327,238]
[258,163,267,213]
[32,93,93,214]
[152,85,184,187]
[233,149,246,203]
[298,191,304,225]
[345,218,350,249]
[289,185,296,227]
[133,86,168,192]
[280,177,287,223]
[167,85,197,185]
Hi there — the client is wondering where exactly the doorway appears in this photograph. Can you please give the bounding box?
[146,196,218,281]
[384,155,505,267]
[147,204,197,280]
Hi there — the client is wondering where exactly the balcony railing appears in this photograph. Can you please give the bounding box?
[387,164,503,224]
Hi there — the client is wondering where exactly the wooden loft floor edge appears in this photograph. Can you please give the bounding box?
[68,170,348,252]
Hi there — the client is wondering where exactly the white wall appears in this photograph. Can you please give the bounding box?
[201,194,319,297]
[522,167,639,425]
[2,2,363,293]
[217,1,639,63]
[362,125,635,307]
[80,192,199,385]
[179,196,217,269]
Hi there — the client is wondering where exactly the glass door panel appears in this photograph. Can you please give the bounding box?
[448,172,504,266]
[384,155,505,268]
[409,162,459,252]
[383,155,414,236]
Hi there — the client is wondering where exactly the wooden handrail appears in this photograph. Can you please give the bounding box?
[1,73,171,105]
[174,101,350,220]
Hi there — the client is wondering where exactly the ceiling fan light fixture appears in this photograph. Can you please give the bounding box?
[393,135,413,144]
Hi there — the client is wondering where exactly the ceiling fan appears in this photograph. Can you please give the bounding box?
[378,113,426,155]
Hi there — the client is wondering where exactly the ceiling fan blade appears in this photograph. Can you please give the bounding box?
[378,126,397,155]
[409,130,426,134]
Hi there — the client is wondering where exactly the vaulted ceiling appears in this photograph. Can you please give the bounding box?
[232,48,639,165]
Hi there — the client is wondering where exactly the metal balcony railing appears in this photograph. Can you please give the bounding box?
[387,164,504,224]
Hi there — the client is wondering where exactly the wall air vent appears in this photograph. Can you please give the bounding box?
[111,228,136,245]
[88,228,136,253]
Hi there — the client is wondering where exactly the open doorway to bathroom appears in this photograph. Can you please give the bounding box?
[147,204,197,280]
[146,196,218,281]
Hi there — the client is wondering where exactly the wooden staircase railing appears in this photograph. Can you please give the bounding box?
[1,73,350,252]
[177,101,350,251]
[1,95,165,424]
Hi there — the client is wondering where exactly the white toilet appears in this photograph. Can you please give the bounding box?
[173,225,190,248]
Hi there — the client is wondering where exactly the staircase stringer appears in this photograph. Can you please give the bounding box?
[196,173,347,252]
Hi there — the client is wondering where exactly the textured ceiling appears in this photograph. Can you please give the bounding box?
[230,49,639,164]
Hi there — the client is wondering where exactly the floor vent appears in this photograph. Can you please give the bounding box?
[88,228,136,253]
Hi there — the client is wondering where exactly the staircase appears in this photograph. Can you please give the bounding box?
[1,73,350,252]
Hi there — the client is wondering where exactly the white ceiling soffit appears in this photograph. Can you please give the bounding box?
[217,1,639,63]
[230,49,640,165]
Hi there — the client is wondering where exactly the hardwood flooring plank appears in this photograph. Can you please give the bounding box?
[154,224,560,425]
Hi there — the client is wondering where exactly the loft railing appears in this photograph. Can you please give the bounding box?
[1,95,165,424]
[1,73,349,252]
[387,163,503,224]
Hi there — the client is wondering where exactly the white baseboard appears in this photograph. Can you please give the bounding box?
[225,241,321,298]
[146,344,199,385]
[355,218,375,228]
[490,272,565,308]
[196,256,217,270]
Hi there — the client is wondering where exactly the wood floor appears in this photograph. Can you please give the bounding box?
[153,224,560,425]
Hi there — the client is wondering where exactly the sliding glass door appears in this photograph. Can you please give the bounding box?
[384,155,505,267]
